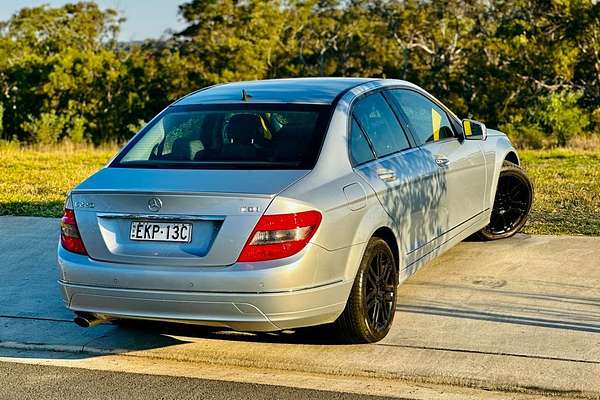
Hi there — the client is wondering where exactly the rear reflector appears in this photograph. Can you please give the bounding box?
[237,210,322,262]
[60,208,88,255]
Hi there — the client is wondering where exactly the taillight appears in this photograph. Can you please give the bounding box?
[237,210,322,262]
[60,208,88,255]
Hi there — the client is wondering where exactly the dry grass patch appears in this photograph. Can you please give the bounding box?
[520,148,600,236]
[0,143,116,217]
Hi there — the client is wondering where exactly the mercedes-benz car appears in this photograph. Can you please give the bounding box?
[57,78,533,343]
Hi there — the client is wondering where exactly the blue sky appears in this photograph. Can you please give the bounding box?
[0,1,189,41]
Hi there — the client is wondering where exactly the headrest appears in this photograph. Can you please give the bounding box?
[226,114,262,145]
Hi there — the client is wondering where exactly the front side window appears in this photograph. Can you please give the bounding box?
[113,104,331,169]
[388,89,455,145]
[352,93,410,157]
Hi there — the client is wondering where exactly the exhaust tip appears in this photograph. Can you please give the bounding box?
[73,313,106,328]
[73,315,91,328]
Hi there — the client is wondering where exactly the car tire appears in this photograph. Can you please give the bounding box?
[334,237,398,343]
[476,161,533,241]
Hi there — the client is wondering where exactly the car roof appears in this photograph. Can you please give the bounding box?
[174,77,379,106]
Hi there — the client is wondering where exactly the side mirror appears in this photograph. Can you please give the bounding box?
[462,119,487,141]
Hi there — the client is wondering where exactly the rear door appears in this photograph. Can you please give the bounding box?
[387,89,487,233]
[349,92,446,257]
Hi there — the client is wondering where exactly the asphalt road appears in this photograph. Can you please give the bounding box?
[0,361,395,400]
[1,216,600,398]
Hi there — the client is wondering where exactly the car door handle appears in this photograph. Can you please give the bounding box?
[376,168,397,182]
[434,156,450,167]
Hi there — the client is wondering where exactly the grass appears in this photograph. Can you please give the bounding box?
[0,143,598,236]
[0,143,116,217]
[520,148,600,236]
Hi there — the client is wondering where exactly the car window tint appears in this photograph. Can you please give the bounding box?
[349,117,375,165]
[388,89,455,145]
[352,93,410,157]
[116,105,330,170]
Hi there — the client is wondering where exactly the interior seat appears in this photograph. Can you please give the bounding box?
[169,138,204,160]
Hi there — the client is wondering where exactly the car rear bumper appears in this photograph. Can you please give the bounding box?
[59,280,351,331]
[57,243,359,332]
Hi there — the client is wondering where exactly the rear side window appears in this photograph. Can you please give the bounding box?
[349,118,375,165]
[388,89,455,145]
[352,93,410,157]
[113,104,331,170]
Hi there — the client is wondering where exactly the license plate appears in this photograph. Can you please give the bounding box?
[130,221,192,243]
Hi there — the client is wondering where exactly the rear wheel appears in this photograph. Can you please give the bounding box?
[334,237,397,343]
[477,161,533,240]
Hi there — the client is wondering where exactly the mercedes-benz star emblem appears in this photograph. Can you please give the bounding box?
[147,197,162,212]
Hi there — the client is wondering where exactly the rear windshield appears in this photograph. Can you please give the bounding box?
[112,104,332,170]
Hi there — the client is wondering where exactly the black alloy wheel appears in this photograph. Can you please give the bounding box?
[334,237,398,343]
[364,248,396,333]
[478,161,533,240]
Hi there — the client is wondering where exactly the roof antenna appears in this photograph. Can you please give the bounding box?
[241,89,252,101]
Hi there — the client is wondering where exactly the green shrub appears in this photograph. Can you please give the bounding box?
[68,115,86,144]
[500,114,548,149]
[537,91,589,147]
[21,112,68,144]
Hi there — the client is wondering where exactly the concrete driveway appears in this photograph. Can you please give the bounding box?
[1,216,599,398]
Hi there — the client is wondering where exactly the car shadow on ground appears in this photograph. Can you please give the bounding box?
[109,318,350,345]
[396,304,600,333]
[0,317,353,364]
[397,278,600,334]
[0,201,62,218]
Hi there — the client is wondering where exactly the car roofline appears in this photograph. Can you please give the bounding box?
[172,77,382,106]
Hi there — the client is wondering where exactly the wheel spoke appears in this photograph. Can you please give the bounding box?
[512,200,528,208]
[383,262,393,282]
[500,213,509,231]
[366,289,377,303]
[367,267,378,287]
[377,301,387,328]
[377,253,385,278]
[509,186,521,199]
[382,301,391,322]
[508,207,525,215]
[367,296,377,311]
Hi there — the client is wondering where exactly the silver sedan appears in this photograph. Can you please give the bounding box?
[57,78,533,343]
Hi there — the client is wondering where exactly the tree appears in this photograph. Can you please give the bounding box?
[538,90,589,146]
[176,0,290,84]
[0,0,597,146]
[0,2,124,143]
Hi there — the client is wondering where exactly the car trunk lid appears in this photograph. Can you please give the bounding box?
[71,167,308,267]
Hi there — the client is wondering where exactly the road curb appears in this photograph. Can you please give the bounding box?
[1,339,597,399]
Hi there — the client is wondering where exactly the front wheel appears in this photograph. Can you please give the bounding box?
[477,161,533,240]
[334,237,397,343]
